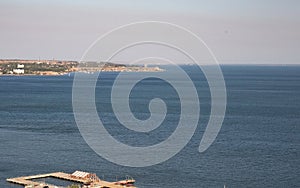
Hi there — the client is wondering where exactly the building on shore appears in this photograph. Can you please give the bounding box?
[13,64,25,74]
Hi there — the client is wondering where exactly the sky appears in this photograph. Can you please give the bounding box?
[0,0,299,64]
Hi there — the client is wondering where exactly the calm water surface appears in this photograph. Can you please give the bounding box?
[0,65,299,187]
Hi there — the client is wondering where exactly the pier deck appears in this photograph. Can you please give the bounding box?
[7,171,136,188]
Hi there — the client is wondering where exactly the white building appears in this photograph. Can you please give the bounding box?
[13,68,24,74]
[13,64,25,74]
[17,64,24,68]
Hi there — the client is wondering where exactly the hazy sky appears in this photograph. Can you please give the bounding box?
[1,0,299,64]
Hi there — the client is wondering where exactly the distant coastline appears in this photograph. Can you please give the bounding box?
[0,59,164,76]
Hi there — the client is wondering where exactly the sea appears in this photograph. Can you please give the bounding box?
[0,65,299,187]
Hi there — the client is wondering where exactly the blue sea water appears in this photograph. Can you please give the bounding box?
[0,65,299,187]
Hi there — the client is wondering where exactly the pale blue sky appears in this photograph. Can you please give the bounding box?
[1,0,299,64]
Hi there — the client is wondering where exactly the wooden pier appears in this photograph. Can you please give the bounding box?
[7,171,136,188]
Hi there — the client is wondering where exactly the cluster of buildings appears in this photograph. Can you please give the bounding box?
[0,63,25,75]
[13,64,25,74]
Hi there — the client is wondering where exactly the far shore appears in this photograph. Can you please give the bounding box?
[0,59,164,76]
[0,69,165,76]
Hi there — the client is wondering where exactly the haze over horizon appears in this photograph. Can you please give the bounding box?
[1,0,299,64]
